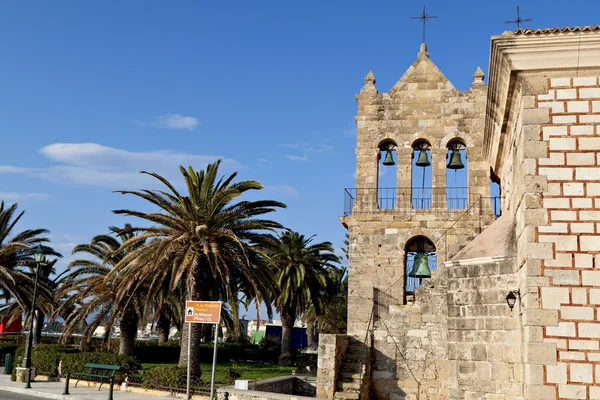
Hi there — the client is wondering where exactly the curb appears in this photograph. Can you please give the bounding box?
[0,385,69,400]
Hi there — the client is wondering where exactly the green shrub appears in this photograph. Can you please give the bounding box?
[60,352,141,380]
[227,367,241,384]
[134,345,180,364]
[294,353,317,374]
[0,343,20,363]
[142,365,188,389]
[10,344,79,377]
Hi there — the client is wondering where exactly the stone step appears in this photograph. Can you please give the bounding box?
[334,391,360,400]
[339,381,361,391]
[340,362,362,372]
[339,371,362,380]
[344,353,365,362]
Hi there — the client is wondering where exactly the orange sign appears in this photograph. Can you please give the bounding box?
[185,301,222,324]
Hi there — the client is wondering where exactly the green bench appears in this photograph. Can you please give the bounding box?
[67,363,120,400]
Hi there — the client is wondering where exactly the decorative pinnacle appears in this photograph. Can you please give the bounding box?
[472,67,485,84]
[418,43,429,58]
[364,70,376,85]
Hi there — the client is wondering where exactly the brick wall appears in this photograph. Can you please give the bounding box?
[537,77,600,399]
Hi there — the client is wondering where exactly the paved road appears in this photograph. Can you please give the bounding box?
[0,391,43,400]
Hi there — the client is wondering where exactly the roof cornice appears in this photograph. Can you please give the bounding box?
[484,30,600,167]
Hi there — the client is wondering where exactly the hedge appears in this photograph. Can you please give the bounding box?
[12,344,79,377]
[133,342,279,364]
[60,352,141,379]
[0,343,20,365]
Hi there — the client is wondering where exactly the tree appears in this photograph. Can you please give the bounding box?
[55,225,145,355]
[0,202,60,335]
[109,161,285,376]
[268,231,339,366]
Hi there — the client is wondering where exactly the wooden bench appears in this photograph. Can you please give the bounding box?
[71,363,120,391]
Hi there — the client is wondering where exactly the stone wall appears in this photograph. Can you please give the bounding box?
[445,256,521,399]
[217,377,319,400]
[535,77,600,399]
[317,334,348,400]
[485,30,600,400]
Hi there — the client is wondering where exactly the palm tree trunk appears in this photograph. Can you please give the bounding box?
[157,312,171,345]
[119,305,138,356]
[178,283,203,377]
[279,307,295,366]
[33,310,45,344]
[231,294,240,340]
[178,317,202,377]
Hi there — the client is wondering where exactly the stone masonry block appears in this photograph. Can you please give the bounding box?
[524,342,557,365]
[579,323,600,338]
[567,101,589,112]
[549,137,576,151]
[539,167,573,181]
[524,309,558,326]
[561,306,594,320]
[522,108,550,124]
[558,384,587,399]
[541,287,570,309]
[576,167,600,181]
[579,87,600,98]
[546,322,576,337]
[546,362,567,384]
[570,363,593,383]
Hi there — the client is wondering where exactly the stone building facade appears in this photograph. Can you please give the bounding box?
[317,26,600,400]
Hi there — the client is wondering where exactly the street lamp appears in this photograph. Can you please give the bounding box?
[24,245,43,389]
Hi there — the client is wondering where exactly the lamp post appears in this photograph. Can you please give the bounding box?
[24,245,43,389]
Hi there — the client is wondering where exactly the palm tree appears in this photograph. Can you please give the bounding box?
[0,202,60,335]
[304,265,348,346]
[268,231,339,366]
[55,225,145,355]
[108,161,285,376]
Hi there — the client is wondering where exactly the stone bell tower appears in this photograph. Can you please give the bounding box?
[341,43,497,340]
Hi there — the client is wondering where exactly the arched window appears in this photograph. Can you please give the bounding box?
[446,139,468,209]
[411,140,432,209]
[405,236,436,302]
[378,140,397,209]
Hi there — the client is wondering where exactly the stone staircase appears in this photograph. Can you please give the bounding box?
[333,343,368,400]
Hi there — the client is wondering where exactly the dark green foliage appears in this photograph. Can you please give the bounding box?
[133,342,279,364]
[60,352,141,379]
[294,353,317,374]
[141,365,191,389]
[227,367,241,384]
[134,345,180,364]
[12,344,79,377]
[0,343,20,363]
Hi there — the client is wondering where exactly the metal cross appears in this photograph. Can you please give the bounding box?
[505,6,531,29]
[411,6,437,44]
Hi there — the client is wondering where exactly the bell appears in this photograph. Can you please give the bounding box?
[382,149,395,166]
[415,150,431,167]
[408,253,432,278]
[447,150,465,170]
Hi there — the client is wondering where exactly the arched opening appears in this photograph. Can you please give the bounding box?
[411,140,432,209]
[404,236,436,302]
[490,167,502,218]
[446,139,468,209]
[378,140,397,209]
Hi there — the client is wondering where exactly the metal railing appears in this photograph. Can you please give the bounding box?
[343,187,501,217]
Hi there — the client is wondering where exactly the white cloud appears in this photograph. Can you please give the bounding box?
[0,143,241,189]
[280,142,334,153]
[257,158,269,164]
[266,185,299,197]
[0,192,49,202]
[284,155,311,162]
[134,114,199,131]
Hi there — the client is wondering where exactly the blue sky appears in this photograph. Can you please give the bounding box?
[1,1,597,318]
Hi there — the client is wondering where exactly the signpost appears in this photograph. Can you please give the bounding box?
[185,300,222,400]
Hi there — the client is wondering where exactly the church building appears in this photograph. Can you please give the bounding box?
[317,26,600,400]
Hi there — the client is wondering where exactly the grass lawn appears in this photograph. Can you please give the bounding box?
[142,362,296,385]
